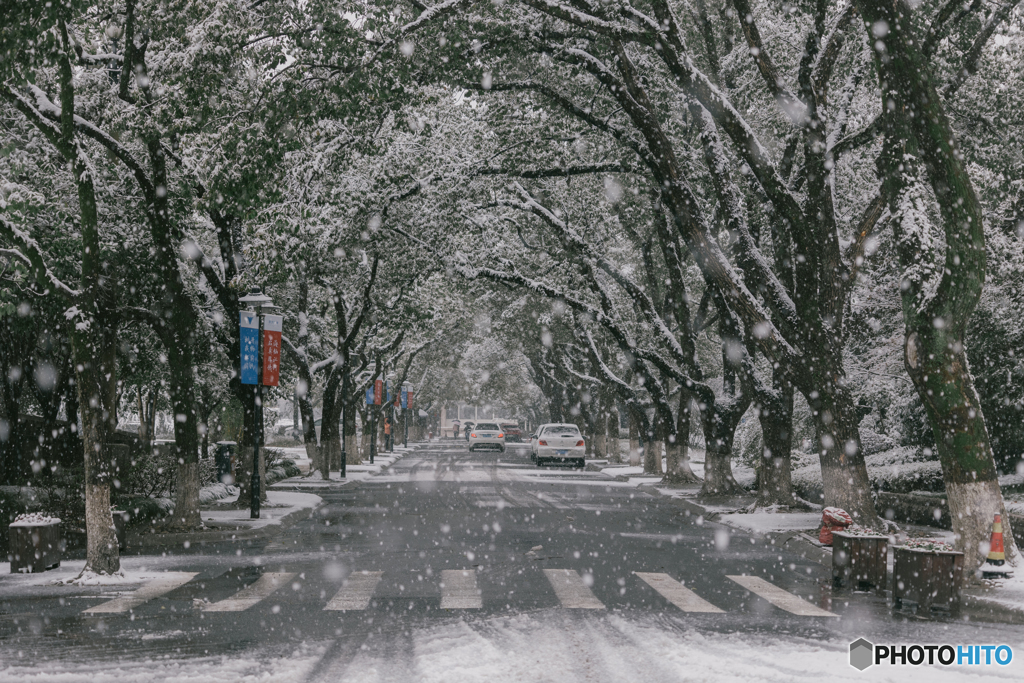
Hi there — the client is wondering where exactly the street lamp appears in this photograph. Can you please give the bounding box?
[238,287,281,519]
[105,22,123,85]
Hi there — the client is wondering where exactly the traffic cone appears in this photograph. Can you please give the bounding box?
[981,514,1012,579]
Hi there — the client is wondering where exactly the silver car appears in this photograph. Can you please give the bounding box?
[468,422,506,452]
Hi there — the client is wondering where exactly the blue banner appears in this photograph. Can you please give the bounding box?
[366,387,374,405]
[401,388,408,409]
[240,311,259,385]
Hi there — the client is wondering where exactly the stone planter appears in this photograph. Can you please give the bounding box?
[9,518,62,573]
[832,531,888,591]
[892,545,964,614]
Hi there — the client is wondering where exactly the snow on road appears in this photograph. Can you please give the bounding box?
[320,611,1022,683]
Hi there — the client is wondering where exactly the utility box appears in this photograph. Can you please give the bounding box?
[215,441,237,483]
[9,515,62,573]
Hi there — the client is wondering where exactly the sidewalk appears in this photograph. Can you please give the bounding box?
[590,463,1024,623]
[269,444,419,492]
[127,490,323,549]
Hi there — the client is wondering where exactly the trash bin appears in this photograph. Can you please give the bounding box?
[215,441,237,484]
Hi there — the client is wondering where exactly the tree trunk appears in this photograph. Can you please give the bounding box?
[665,393,700,484]
[606,408,620,463]
[754,376,800,508]
[628,410,640,466]
[49,25,120,574]
[699,399,748,498]
[858,0,1018,572]
[344,397,360,465]
[593,405,607,459]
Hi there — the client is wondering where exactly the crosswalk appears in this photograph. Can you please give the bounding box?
[79,569,837,618]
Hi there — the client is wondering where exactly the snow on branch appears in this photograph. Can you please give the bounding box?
[23,86,157,201]
[0,216,79,300]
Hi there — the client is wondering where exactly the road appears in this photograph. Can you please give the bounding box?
[1,442,1021,682]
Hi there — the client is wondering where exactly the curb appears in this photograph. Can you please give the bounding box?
[268,446,417,492]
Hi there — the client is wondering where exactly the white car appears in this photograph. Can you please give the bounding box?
[531,423,585,467]
[468,422,506,452]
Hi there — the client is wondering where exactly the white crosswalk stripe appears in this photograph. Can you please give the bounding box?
[543,568,605,609]
[324,571,383,611]
[202,572,295,612]
[440,569,482,609]
[83,573,197,614]
[634,572,724,613]
[727,575,838,617]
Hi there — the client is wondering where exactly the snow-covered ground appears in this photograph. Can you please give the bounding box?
[271,446,416,489]
[3,611,1019,682]
[200,490,321,530]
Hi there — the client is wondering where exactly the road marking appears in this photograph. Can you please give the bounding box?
[727,575,838,617]
[202,572,295,612]
[324,571,383,611]
[83,572,197,614]
[440,569,482,609]
[634,572,724,613]
[543,569,605,609]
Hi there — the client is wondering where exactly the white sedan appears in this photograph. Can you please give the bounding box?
[531,423,585,467]
[468,422,506,452]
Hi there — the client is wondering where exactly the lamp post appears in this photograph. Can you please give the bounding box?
[238,288,280,519]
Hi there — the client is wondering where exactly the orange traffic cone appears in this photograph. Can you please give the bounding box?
[981,514,1012,579]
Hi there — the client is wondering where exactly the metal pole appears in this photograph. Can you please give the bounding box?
[250,310,262,519]
[370,403,376,464]
[340,368,348,479]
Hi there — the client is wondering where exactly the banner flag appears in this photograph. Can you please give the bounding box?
[240,311,259,385]
[262,314,283,386]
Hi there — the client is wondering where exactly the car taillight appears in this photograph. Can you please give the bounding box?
[576,440,585,447]
[497,433,503,438]
[471,433,477,438]
[538,440,547,446]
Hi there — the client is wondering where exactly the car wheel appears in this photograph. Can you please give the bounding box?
[500,446,506,453]
[468,445,474,452]
[576,459,585,469]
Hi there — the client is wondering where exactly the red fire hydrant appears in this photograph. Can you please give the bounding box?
[819,507,853,546]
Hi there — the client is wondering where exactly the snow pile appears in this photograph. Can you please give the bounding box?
[899,538,954,552]
[53,570,128,586]
[198,482,238,505]
[9,512,60,526]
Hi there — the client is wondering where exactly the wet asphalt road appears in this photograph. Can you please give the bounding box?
[0,442,1021,681]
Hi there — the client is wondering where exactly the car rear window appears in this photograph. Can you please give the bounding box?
[544,426,580,436]
[476,423,500,430]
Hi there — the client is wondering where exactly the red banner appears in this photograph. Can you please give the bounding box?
[374,379,383,405]
[262,315,282,386]
[407,390,413,410]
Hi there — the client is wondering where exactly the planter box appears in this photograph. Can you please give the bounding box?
[832,532,888,591]
[8,519,62,573]
[892,546,964,614]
